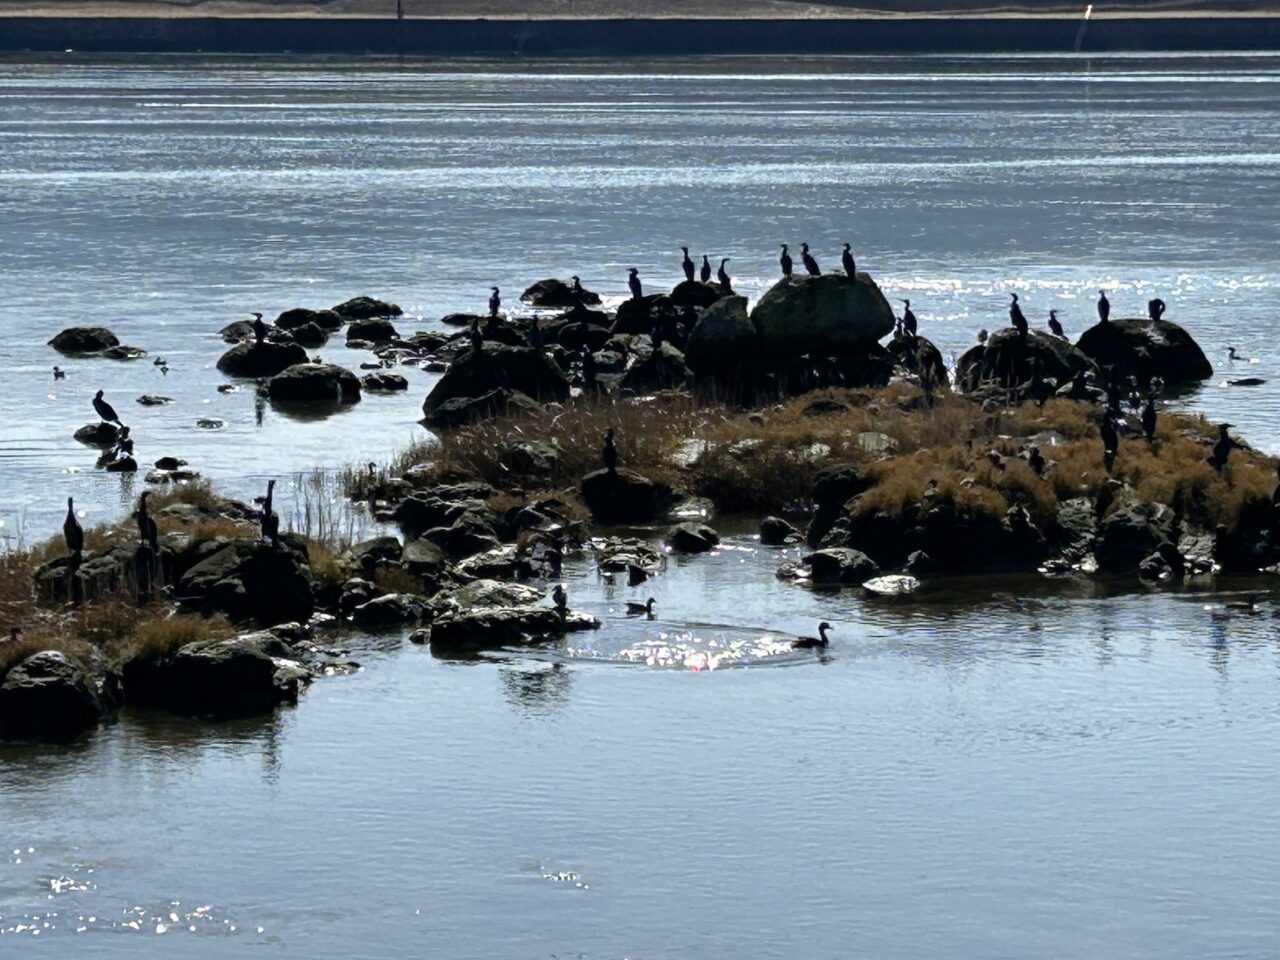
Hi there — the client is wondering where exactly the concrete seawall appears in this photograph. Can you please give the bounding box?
[2,15,1280,55]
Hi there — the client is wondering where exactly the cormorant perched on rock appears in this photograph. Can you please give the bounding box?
[793,621,831,649]
[900,299,918,338]
[64,497,84,559]
[800,242,820,276]
[552,583,568,619]
[717,258,731,289]
[700,255,711,283]
[53,366,66,381]
[1027,445,1046,476]
[1141,396,1157,441]
[92,389,122,425]
[1048,309,1065,338]
[1009,293,1028,337]
[570,275,586,302]
[1098,289,1110,323]
[627,268,642,301]
[528,315,543,350]
[602,428,618,474]
[626,597,656,617]
[468,318,484,355]
[681,247,695,283]
[779,244,792,279]
[977,329,989,345]
[489,287,501,318]
[1147,298,1166,322]
[252,312,268,344]
[1099,412,1119,471]
[1208,423,1235,471]
[842,243,856,279]
[260,479,279,544]
[136,490,159,554]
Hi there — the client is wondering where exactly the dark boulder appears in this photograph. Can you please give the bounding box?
[581,468,676,524]
[1095,498,1178,573]
[361,372,409,392]
[669,280,728,309]
[34,543,160,605]
[267,362,361,404]
[555,321,612,353]
[401,537,450,584]
[421,508,502,559]
[520,279,601,308]
[350,593,427,628]
[422,388,542,430]
[332,296,402,320]
[430,605,598,656]
[74,421,121,448]
[102,344,148,361]
[124,635,308,716]
[1075,318,1213,384]
[422,344,569,419]
[289,322,329,348]
[760,516,800,545]
[684,295,758,376]
[346,318,399,343]
[440,312,484,327]
[276,307,344,331]
[340,536,404,577]
[217,340,309,378]
[619,343,692,392]
[807,462,871,547]
[957,328,1095,394]
[887,332,950,389]
[780,547,879,585]
[48,327,119,354]
[751,273,895,358]
[177,537,314,626]
[667,522,720,553]
[0,651,115,740]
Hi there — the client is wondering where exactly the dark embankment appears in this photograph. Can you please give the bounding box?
[3,15,1280,54]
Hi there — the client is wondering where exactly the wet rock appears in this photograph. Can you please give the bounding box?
[340,536,403,577]
[455,545,530,581]
[520,278,602,308]
[779,547,879,585]
[332,296,402,320]
[595,537,663,573]
[862,574,920,595]
[219,320,255,343]
[886,332,950,389]
[177,537,314,626]
[428,579,544,619]
[619,343,692,392]
[346,318,399,343]
[276,307,344,331]
[807,462,870,547]
[0,651,115,740]
[362,371,408,392]
[957,328,1095,394]
[195,418,226,430]
[394,492,489,538]
[422,508,502,559]
[440,312,484,327]
[1095,497,1178,573]
[903,550,937,574]
[580,468,675,524]
[684,295,758,376]
[339,577,380,614]
[669,279,728,309]
[759,516,800,545]
[401,537,450,584]
[73,421,121,448]
[350,593,426,628]
[124,635,309,717]
[422,388,542,430]
[667,522,720,553]
[612,295,673,336]
[104,455,137,473]
[1075,317,1213,384]
[554,321,612,353]
[751,273,894,358]
[430,605,598,655]
[48,326,119,354]
[423,344,569,421]
[267,362,361,404]
[216,339,309,378]
[289,322,329,348]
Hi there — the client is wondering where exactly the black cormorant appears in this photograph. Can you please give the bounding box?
[681,247,695,283]
[6,626,20,643]
[1141,396,1157,441]
[977,329,989,345]
[489,287,501,318]
[552,584,568,619]
[260,479,278,544]
[53,366,65,380]
[626,597,656,617]
[717,258,731,289]
[1098,290,1110,323]
[602,428,618,474]
[136,490,159,554]
[700,256,711,283]
[779,244,792,279]
[793,621,831,649]
[1009,294,1028,337]
[92,390,122,425]
[570,275,585,301]
[252,312,268,344]
[1227,347,1259,363]
[628,268,642,301]
[1048,309,1065,338]
[842,243,856,279]
[1099,412,1119,469]
[800,243,820,276]
[1208,423,1235,471]
[901,299,918,338]
[528,315,543,350]
[1148,298,1166,322]
[63,497,83,559]
[1027,445,1046,476]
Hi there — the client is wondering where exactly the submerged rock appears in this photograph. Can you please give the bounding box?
[779,547,880,585]
[216,340,309,378]
[751,273,895,358]
[362,371,409,392]
[1075,317,1213,384]
[0,651,117,740]
[332,296,402,320]
[48,326,119,354]
[759,516,800,545]
[102,344,148,361]
[430,605,598,656]
[73,421,122,448]
[267,362,362,404]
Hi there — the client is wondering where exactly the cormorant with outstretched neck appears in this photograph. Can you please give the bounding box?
[700,255,711,283]
[793,621,831,650]
[800,242,820,276]
[1141,396,1157,442]
[681,247,695,283]
[900,299,918,338]
[1048,309,1065,338]
[1099,412,1119,471]
[1208,423,1235,471]
[92,389,122,426]
[64,497,83,559]
[627,268,642,301]
[252,312,267,344]
[717,258,731,289]
[1098,290,1111,323]
[136,490,159,554]
[489,287,501,318]
[1148,298,1166,322]
[841,243,855,280]
[1009,293,1028,337]
[602,428,618,474]
[779,244,792,279]
[552,584,568,620]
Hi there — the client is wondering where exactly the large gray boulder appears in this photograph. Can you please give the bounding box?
[684,295,758,375]
[48,327,119,354]
[957,328,1096,393]
[332,296,402,320]
[0,651,115,739]
[1075,318,1212,384]
[669,280,728,309]
[750,273,895,357]
[217,340,309,378]
[422,345,569,420]
[267,362,361,404]
[346,318,399,343]
[1095,497,1178,573]
[177,537,314,625]
[124,635,308,716]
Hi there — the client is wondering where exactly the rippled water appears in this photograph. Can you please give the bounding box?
[2,53,1280,958]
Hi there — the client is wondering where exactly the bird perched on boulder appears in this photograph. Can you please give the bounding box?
[1147,298,1166,322]
[552,584,568,619]
[699,255,711,283]
[841,243,856,279]
[602,428,618,474]
[681,247,695,283]
[92,389,123,426]
[779,244,792,279]
[627,268,642,301]
[1098,289,1111,323]
[900,299,918,338]
[1048,309,1065,338]
[489,287,501,318]
[717,258,732,290]
[1009,293,1028,338]
[252,312,268,344]
[800,243,820,276]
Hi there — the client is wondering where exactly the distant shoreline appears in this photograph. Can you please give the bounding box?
[3,13,1280,53]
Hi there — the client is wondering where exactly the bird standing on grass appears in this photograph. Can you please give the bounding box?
[1208,423,1235,472]
[64,496,84,560]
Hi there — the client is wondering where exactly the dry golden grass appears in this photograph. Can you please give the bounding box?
[113,612,235,664]
[372,566,422,595]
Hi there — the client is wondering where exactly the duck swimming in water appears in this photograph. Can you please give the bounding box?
[1227,347,1260,363]
[793,621,832,649]
[626,597,656,617]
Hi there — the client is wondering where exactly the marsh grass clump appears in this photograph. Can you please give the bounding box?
[114,612,234,665]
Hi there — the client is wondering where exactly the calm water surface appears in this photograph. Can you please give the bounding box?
[1,53,1280,958]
